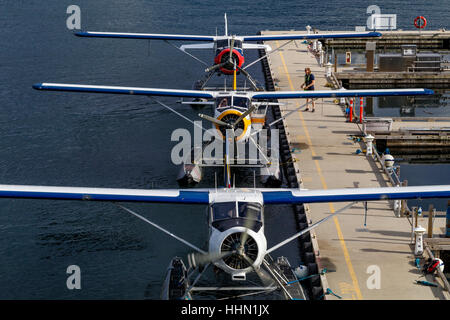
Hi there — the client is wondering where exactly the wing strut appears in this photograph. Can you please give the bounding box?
[116,204,206,254]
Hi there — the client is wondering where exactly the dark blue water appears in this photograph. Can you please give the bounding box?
[0,0,449,299]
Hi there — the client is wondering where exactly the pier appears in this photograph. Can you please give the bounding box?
[323,29,450,50]
[261,30,450,300]
[336,72,450,89]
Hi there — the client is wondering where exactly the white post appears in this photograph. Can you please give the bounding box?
[326,62,333,77]
[414,226,426,256]
[365,134,374,156]
[306,25,312,34]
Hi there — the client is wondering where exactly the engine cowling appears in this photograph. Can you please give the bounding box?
[208,226,267,277]
[214,48,245,75]
[214,109,251,141]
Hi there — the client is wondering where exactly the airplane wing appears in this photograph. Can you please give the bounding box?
[242,31,381,41]
[0,185,210,204]
[75,31,215,41]
[250,88,434,100]
[33,83,216,99]
[261,185,450,204]
[1,185,449,205]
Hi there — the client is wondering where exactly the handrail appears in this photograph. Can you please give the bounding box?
[424,246,450,294]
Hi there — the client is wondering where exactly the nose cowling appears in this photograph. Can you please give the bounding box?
[214,109,251,141]
[214,48,245,75]
[208,226,267,276]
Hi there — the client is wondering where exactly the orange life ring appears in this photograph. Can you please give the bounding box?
[414,16,427,29]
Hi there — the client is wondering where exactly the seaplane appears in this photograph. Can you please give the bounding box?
[74,13,382,90]
[32,81,435,189]
[1,165,449,299]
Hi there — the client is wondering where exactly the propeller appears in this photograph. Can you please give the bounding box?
[204,35,237,73]
[198,113,233,128]
[199,105,255,132]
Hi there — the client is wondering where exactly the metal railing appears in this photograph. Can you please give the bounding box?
[367,138,411,217]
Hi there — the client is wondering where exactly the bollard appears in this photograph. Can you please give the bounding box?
[348,98,353,122]
[414,226,426,256]
[359,97,364,123]
[306,25,312,34]
[325,62,333,77]
[365,134,374,156]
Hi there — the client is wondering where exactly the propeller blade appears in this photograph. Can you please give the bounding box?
[229,35,235,64]
[232,105,256,128]
[242,254,274,287]
[239,205,258,252]
[188,250,235,268]
[198,113,232,128]
[205,61,226,73]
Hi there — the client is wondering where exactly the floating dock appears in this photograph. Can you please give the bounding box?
[323,29,450,50]
[336,71,450,88]
[261,30,450,300]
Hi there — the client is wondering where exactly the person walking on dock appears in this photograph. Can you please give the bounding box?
[301,67,315,112]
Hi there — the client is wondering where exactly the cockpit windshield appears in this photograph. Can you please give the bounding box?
[232,97,250,109]
[238,202,262,221]
[216,39,243,49]
[211,201,262,222]
[211,202,236,221]
[216,39,228,49]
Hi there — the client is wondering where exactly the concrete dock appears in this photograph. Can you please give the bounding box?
[261,30,449,300]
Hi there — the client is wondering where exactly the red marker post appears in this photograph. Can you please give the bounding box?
[348,98,353,122]
[359,97,364,123]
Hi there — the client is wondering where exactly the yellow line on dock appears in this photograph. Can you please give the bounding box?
[276,42,363,300]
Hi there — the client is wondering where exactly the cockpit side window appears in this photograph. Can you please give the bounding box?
[211,202,236,221]
[216,97,228,108]
[238,202,262,221]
